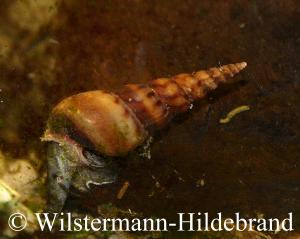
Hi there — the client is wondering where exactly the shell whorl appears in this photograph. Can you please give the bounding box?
[118,62,247,131]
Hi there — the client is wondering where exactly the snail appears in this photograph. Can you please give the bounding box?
[42,62,247,211]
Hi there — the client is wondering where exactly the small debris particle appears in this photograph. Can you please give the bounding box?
[48,38,59,44]
[148,190,155,197]
[239,23,246,28]
[155,181,160,188]
[56,176,63,184]
[173,169,185,182]
[27,72,36,79]
[200,179,205,186]
[138,136,152,159]
[178,177,185,182]
[196,179,205,187]
[219,105,250,124]
[117,181,130,199]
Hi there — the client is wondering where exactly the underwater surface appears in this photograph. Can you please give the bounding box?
[0,0,299,238]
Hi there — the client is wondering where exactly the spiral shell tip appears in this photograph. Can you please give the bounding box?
[238,61,247,70]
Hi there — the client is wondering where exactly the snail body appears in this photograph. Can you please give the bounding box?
[43,62,247,211]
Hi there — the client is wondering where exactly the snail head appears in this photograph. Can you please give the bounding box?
[43,114,119,212]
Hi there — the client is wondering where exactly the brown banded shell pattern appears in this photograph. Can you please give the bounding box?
[118,62,247,130]
[43,62,247,157]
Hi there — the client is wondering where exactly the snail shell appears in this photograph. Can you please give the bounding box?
[43,62,247,157]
